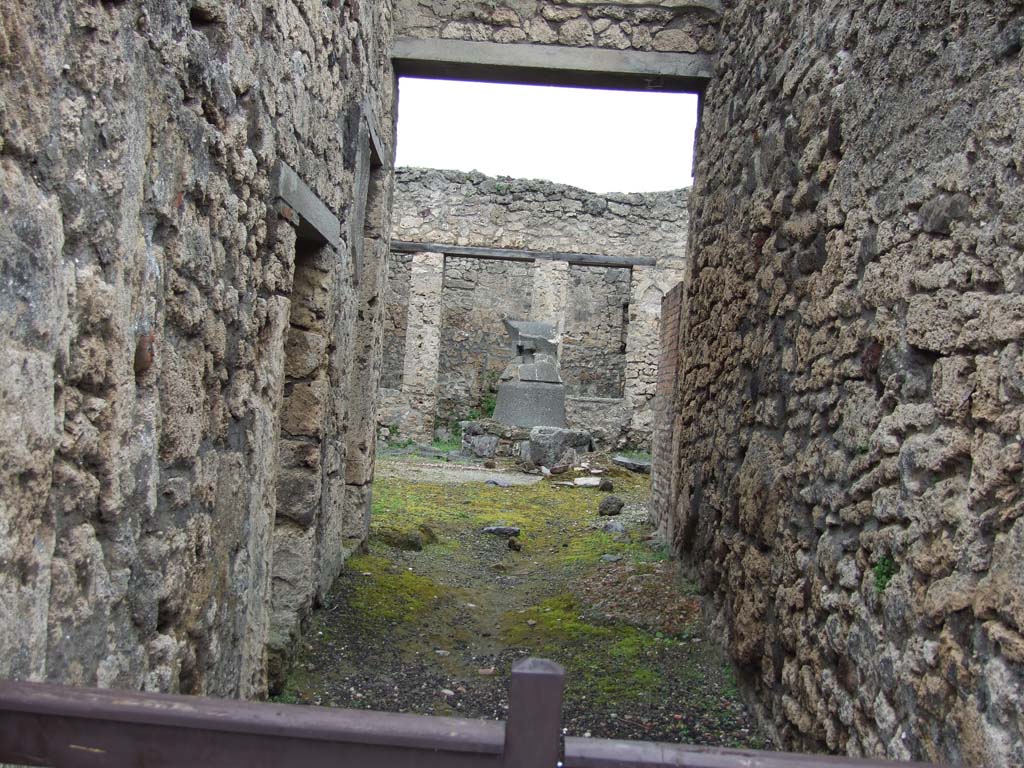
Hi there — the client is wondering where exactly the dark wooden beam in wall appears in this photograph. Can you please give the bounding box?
[390,240,655,269]
[392,37,714,93]
[271,161,341,248]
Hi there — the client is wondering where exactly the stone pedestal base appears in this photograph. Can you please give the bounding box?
[493,381,567,428]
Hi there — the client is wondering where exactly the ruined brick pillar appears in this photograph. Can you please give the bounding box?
[400,251,445,441]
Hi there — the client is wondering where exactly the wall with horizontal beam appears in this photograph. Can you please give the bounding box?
[392,0,720,92]
[379,169,689,447]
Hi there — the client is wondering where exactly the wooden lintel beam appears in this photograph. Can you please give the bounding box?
[392,37,714,93]
[390,240,654,269]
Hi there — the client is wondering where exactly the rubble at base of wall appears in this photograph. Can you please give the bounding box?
[459,420,596,470]
[459,420,532,459]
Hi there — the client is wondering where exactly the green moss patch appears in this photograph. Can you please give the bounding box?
[282,456,764,747]
[344,554,449,629]
[503,594,666,705]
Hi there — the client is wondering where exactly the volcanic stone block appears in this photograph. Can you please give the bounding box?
[526,425,593,468]
[494,381,568,429]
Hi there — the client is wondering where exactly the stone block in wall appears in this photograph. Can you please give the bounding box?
[267,519,317,691]
[280,377,328,438]
[284,328,328,379]
[343,484,372,552]
[316,477,349,602]
[464,433,500,458]
[275,467,322,527]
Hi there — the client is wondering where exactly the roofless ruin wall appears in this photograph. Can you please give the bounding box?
[0,0,394,698]
[669,2,1024,765]
[382,168,689,447]
[396,0,719,55]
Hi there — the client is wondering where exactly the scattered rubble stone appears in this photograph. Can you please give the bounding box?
[612,455,651,474]
[598,496,626,516]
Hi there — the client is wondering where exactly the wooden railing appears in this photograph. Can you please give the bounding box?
[0,658,939,767]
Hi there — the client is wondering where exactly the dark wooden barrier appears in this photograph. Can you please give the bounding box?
[0,657,939,768]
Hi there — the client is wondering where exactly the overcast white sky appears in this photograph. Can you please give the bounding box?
[395,78,698,194]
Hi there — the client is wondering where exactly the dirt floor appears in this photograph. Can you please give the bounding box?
[278,450,766,747]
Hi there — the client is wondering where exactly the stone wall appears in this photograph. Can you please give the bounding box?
[395,0,721,55]
[0,0,394,699]
[385,168,689,444]
[562,266,631,399]
[437,256,534,421]
[667,2,1024,765]
[381,253,412,390]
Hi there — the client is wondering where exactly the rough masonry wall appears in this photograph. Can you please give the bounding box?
[381,252,413,389]
[386,168,689,443]
[396,0,720,55]
[0,0,394,699]
[671,2,1024,765]
[437,256,534,421]
[650,282,684,538]
[562,265,631,399]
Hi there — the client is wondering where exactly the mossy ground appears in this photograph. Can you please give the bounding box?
[278,453,764,746]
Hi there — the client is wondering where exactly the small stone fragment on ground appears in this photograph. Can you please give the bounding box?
[508,537,522,551]
[478,667,496,676]
[612,455,651,474]
[486,478,513,487]
[573,477,601,487]
[598,496,625,516]
[598,478,614,492]
[602,520,626,534]
[601,554,624,563]
[482,525,520,537]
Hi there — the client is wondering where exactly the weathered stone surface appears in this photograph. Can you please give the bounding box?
[0,0,394,700]
[527,426,593,468]
[598,496,625,516]
[613,454,651,474]
[661,2,1024,765]
[395,0,720,54]
[464,434,500,458]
